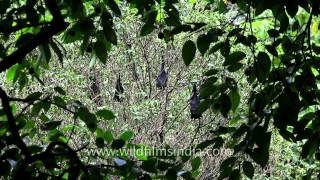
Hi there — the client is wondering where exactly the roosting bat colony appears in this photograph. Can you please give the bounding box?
[98,62,202,119]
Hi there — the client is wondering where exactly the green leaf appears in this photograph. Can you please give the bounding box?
[227,63,243,72]
[209,42,223,54]
[227,28,243,37]
[230,169,240,180]
[191,157,201,171]
[141,158,157,173]
[247,35,257,45]
[250,147,269,168]
[50,41,64,66]
[96,109,116,120]
[221,40,230,57]
[229,115,241,125]
[61,124,77,132]
[249,130,271,167]
[31,102,43,116]
[140,22,156,36]
[218,0,227,13]
[111,139,125,149]
[77,107,97,132]
[204,69,218,76]
[101,11,117,45]
[16,117,26,129]
[192,170,200,178]
[28,145,43,154]
[164,16,180,26]
[254,52,271,83]
[277,10,289,32]
[62,23,83,43]
[265,45,278,57]
[65,0,84,19]
[40,121,62,131]
[219,93,231,118]
[26,92,42,100]
[197,30,220,55]
[120,130,134,141]
[197,34,210,55]
[196,139,216,150]
[104,130,113,144]
[140,10,157,36]
[301,133,319,158]
[94,40,108,64]
[164,4,180,26]
[223,51,246,66]
[53,96,66,108]
[96,128,104,138]
[267,29,279,37]
[285,1,298,17]
[220,157,236,172]
[199,83,217,99]
[96,137,105,148]
[79,18,95,35]
[54,87,66,95]
[104,0,121,17]
[18,73,28,91]
[0,0,10,14]
[135,148,148,160]
[37,42,51,68]
[104,27,117,46]
[171,24,192,35]
[243,161,254,179]
[42,102,51,112]
[229,88,240,112]
[182,40,196,66]
[39,113,50,122]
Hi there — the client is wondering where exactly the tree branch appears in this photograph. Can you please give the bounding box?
[0,87,31,159]
[0,0,68,73]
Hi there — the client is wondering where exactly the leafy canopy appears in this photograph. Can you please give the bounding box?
[0,0,320,179]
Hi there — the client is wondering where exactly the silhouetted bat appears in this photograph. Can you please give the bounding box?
[156,62,168,89]
[190,83,201,119]
[113,74,124,102]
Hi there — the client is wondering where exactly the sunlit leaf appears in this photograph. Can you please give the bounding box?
[191,157,201,171]
[6,64,19,81]
[120,130,134,141]
[96,109,116,120]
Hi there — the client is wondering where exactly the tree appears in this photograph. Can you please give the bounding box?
[0,0,319,179]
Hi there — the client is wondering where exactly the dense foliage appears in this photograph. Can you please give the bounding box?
[0,0,320,179]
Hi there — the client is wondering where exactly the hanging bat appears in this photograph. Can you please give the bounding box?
[156,62,168,89]
[113,73,124,102]
[190,83,201,119]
